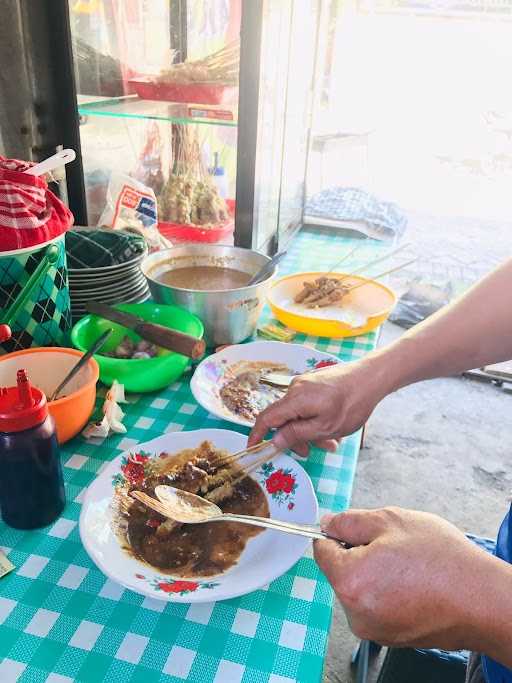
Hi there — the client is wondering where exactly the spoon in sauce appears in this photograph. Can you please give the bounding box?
[247,251,287,286]
[131,485,348,545]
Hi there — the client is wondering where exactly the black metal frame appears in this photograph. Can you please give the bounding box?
[0,1,87,223]
[170,0,188,63]
[45,0,87,225]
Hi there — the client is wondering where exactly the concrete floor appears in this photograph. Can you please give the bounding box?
[322,211,512,682]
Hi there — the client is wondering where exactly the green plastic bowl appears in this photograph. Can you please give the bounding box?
[70,302,204,393]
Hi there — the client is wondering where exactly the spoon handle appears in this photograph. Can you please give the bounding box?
[247,251,287,286]
[216,512,348,546]
[50,329,112,401]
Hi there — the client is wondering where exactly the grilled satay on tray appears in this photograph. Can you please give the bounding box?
[294,276,350,309]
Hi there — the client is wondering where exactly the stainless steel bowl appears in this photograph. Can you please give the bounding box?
[141,245,275,346]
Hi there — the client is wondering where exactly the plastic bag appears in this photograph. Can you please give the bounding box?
[389,280,454,329]
[97,172,170,252]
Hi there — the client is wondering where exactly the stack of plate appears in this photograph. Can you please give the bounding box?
[66,229,150,321]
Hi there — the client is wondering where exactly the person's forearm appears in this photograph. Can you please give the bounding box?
[368,259,512,393]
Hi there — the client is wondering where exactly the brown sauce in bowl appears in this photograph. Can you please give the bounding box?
[119,442,269,578]
[127,476,268,577]
[157,265,250,291]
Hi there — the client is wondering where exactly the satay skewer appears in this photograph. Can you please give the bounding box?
[131,445,280,517]
[344,258,418,292]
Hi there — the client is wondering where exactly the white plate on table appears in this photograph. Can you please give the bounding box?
[80,429,318,603]
[191,340,341,428]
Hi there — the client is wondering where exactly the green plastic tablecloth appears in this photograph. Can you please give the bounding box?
[0,228,382,683]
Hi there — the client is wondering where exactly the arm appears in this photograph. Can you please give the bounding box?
[250,258,512,454]
[315,508,512,668]
[373,257,512,392]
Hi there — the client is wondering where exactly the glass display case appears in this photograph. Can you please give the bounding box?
[0,0,321,254]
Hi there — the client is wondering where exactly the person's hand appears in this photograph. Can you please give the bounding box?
[314,507,502,652]
[249,356,390,456]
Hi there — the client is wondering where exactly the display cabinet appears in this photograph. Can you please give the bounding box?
[0,0,321,254]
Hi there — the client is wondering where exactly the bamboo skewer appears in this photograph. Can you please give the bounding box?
[130,444,280,518]
[296,242,416,307]
[208,440,271,469]
[326,239,368,273]
[342,242,411,280]
[208,447,280,497]
[345,258,419,292]
[159,40,240,85]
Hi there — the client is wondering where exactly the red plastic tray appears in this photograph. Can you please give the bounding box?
[129,77,235,105]
[158,200,235,244]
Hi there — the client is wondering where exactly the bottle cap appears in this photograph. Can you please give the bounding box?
[0,324,11,343]
[0,369,48,433]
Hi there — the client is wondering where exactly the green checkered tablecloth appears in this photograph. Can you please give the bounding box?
[0,229,383,683]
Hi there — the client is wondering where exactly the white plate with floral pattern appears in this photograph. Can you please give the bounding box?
[79,429,318,603]
[190,341,340,428]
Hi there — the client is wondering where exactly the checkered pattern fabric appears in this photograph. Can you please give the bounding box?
[305,187,407,242]
[0,229,382,682]
[0,236,71,354]
[0,159,73,251]
[66,230,147,270]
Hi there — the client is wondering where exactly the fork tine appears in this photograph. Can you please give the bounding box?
[207,446,280,498]
[209,440,270,468]
[131,491,171,518]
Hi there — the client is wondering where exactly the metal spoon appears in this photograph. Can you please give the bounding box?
[247,251,287,286]
[49,329,112,401]
[131,484,347,545]
[259,372,296,389]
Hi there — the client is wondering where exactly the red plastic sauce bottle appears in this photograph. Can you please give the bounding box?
[0,369,65,529]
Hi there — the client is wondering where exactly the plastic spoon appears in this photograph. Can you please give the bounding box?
[26,149,76,177]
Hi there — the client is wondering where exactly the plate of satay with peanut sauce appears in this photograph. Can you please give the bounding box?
[267,271,397,338]
[79,429,318,602]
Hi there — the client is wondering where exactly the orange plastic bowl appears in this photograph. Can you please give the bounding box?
[0,347,99,444]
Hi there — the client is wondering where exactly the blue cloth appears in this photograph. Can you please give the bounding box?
[305,187,407,241]
[482,505,512,682]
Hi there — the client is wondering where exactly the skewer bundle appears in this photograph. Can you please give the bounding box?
[157,125,229,226]
[158,40,240,85]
